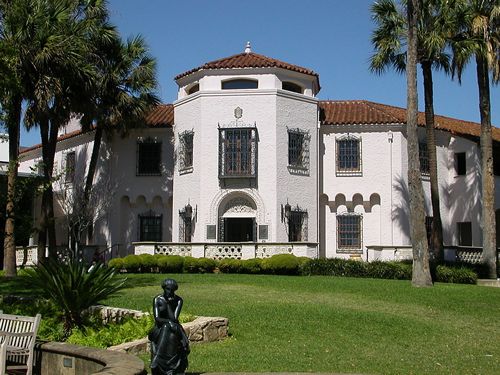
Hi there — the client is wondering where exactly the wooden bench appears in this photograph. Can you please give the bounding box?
[0,312,41,375]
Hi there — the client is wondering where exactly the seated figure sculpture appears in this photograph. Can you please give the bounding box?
[149,278,190,375]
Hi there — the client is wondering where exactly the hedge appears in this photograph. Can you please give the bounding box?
[105,254,480,284]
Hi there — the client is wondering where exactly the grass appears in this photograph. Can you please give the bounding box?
[102,273,500,374]
[2,273,499,374]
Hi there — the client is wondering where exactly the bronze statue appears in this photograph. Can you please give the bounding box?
[149,279,190,375]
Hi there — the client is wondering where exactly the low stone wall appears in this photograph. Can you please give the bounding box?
[86,305,148,324]
[35,341,146,375]
[109,316,229,354]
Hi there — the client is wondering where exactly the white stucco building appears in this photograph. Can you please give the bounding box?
[18,46,500,262]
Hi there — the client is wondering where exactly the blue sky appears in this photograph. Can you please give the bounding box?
[19,0,500,146]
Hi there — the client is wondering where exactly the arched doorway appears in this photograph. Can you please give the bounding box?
[219,196,257,242]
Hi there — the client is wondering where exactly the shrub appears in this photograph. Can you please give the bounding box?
[157,255,185,273]
[435,265,477,284]
[261,254,300,275]
[183,257,217,273]
[138,254,156,273]
[300,258,367,277]
[240,258,263,274]
[23,257,126,335]
[122,255,142,273]
[218,259,243,273]
[108,258,124,270]
[366,261,412,280]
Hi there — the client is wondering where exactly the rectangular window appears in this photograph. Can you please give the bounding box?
[425,216,433,245]
[288,209,308,242]
[179,214,192,242]
[419,142,430,175]
[336,136,361,175]
[139,212,162,242]
[137,138,161,176]
[179,131,194,172]
[65,152,75,183]
[455,152,466,176]
[219,127,257,178]
[288,129,309,169]
[457,222,472,246]
[337,215,362,250]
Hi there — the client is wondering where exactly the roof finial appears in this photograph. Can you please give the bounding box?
[244,41,251,54]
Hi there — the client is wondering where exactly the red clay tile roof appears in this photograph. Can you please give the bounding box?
[319,100,500,142]
[20,105,174,154]
[175,52,320,88]
[145,104,174,127]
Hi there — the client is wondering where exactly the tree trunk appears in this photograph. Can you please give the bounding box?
[37,117,59,259]
[2,93,22,277]
[407,0,433,287]
[84,126,103,241]
[476,54,497,279]
[421,62,444,263]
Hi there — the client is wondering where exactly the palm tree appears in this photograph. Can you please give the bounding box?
[17,0,115,259]
[371,0,454,263]
[76,34,159,247]
[406,0,434,286]
[0,0,36,276]
[451,0,499,279]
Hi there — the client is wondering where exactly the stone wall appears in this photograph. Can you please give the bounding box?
[108,316,229,354]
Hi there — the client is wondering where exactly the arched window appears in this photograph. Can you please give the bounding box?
[187,83,199,95]
[282,81,303,94]
[221,79,258,90]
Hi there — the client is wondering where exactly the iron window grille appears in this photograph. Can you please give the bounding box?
[179,130,194,172]
[419,142,430,175]
[65,151,76,184]
[336,135,362,176]
[179,213,192,242]
[138,210,162,242]
[137,138,162,176]
[337,214,362,251]
[219,127,257,178]
[288,208,308,242]
[288,128,310,170]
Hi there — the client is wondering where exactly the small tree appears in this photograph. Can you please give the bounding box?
[56,170,116,260]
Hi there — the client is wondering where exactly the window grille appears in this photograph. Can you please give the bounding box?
[179,131,194,172]
[139,210,162,242]
[65,152,75,183]
[288,129,309,170]
[337,214,362,250]
[336,136,362,176]
[179,213,192,242]
[219,127,257,178]
[419,142,430,175]
[288,209,308,242]
[137,138,161,176]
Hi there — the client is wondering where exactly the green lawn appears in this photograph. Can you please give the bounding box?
[101,274,500,375]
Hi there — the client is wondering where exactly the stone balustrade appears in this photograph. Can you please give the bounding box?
[133,241,319,259]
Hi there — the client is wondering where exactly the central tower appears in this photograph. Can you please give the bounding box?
[172,44,320,249]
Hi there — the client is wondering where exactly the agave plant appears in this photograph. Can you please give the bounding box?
[24,258,126,335]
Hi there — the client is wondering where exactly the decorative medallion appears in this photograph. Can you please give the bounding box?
[234,107,243,119]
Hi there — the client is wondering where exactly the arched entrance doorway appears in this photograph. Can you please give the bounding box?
[219,196,257,242]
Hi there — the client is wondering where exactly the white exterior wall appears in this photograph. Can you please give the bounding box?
[321,125,405,260]
[18,127,173,256]
[275,92,318,243]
